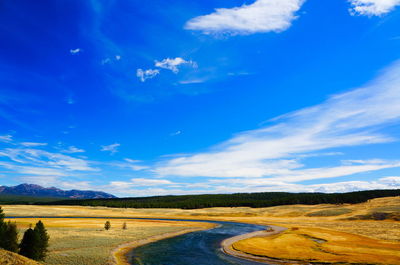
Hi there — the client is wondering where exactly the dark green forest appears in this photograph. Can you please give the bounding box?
[36,189,400,209]
[0,194,64,205]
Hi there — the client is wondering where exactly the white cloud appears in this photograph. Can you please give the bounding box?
[112,158,149,171]
[136,57,197,82]
[0,162,67,176]
[20,142,47,147]
[170,130,182,136]
[110,178,176,188]
[308,177,400,192]
[179,78,206,85]
[269,160,400,182]
[101,143,120,154]
[61,146,85,154]
[349,0,400,16]
[19,176,60,186]
[185,0,305,35]
[379,176,400,186]
[0,135,13,143]
[70,48,82,54]
[58,181,93,190]
[104,175,400,196]
[0,148,97,174]
[101,55,121,65]
[154,61,400,181]
[206,175,400,193]
[155,57,197,73]
[136,69,160,82]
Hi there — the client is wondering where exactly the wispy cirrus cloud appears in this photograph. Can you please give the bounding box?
[0,148,96,172]
[101,143,120,154]
[61,146,85,154]
[20,142,47,147]
[0,135,13,143]
[111,158,149,171]
[185,0,305,35]
[348,0,400,16]
[154,61,400,181]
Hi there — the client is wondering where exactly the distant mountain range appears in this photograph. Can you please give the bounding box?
[0,184,116,199]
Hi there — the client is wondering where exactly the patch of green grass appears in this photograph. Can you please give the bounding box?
[306,208,352,217]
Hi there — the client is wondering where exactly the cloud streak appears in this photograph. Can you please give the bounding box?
[20,142,48,147]
[61,146,85,154]
[154,61,400,181]
[101,143,120,154]
[0,135,13,143]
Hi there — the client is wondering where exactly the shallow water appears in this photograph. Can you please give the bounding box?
[130,220,271,265]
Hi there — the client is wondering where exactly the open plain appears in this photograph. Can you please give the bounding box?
[3,196,400,265]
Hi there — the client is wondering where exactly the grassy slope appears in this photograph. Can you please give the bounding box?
[0,249,41,265]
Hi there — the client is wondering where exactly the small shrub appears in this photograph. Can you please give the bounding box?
[104,221,111,231]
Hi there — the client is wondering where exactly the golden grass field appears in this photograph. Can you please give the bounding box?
[0,249,41,265]
[233,227,400,264]
[3,196,400,265]
[3,217,214,265]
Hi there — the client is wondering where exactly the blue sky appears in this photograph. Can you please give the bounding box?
[1,0,400,197]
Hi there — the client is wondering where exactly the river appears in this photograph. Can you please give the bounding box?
[129,220,270,265]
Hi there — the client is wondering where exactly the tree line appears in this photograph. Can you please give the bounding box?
[0,207,49,261]
[40,189,400,209]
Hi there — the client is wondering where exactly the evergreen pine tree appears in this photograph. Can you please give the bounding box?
[2,221,19,252]
[19,228,40,260]
[0,206,4,221]
[122,222,127,230]
[0,207,5,250]
[104,221,111,230]
[33,220,49,261]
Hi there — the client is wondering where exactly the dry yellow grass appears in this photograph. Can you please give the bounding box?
[2,196,399,264]
[4,217,213,265]
[233,227,400,264]
[0,249,42,265]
